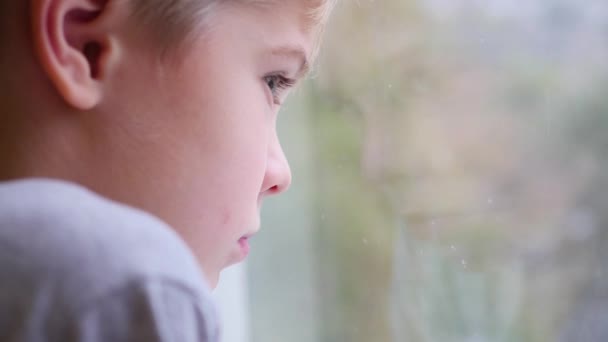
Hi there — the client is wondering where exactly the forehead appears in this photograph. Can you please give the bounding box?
[231,1,330,58]
[240,0,330,24]
[213,2,316,56]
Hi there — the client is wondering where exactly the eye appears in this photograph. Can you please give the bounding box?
[264,74,296,105]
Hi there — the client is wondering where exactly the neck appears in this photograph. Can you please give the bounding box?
[0,108,84,183]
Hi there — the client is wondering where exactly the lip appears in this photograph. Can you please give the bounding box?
[233,227,258,263]
[237,236,251,260]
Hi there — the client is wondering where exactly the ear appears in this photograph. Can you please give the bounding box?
[30,0,121,110]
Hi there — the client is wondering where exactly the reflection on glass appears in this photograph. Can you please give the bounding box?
[250,1,608,341]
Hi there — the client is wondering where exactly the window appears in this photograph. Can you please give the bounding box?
[225,1,608,341]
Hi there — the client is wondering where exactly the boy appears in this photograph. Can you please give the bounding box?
[0,0,335,340]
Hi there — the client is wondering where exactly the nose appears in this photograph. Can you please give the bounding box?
[260,131,292,197]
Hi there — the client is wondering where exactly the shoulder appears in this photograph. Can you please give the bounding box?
[73,278,220,342]
[0,178,212,311]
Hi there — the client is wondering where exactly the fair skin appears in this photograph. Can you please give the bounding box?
[0,0,315,287]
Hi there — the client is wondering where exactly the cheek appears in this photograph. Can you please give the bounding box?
[221,207,233,225]
[120,51,269,213]
[178,128,269,216]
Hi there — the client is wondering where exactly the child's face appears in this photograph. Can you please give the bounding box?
[86,3,313,286]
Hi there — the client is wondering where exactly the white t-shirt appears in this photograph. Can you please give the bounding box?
[0,178,220,341]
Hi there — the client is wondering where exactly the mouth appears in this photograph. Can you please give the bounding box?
[237,233,255,260]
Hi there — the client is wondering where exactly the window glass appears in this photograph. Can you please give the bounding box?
[249,1,608,341]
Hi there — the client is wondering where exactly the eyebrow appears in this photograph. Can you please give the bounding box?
[270,45,311,79]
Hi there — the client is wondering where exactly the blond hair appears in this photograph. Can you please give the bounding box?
[129,0,336,60]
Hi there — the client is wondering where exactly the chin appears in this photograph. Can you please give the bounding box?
[199,262,220,290]
[207,272,220,290]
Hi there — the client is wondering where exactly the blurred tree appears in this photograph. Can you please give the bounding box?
[255,0,608,341]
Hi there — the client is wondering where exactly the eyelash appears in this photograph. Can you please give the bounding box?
[264,74,296,105]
